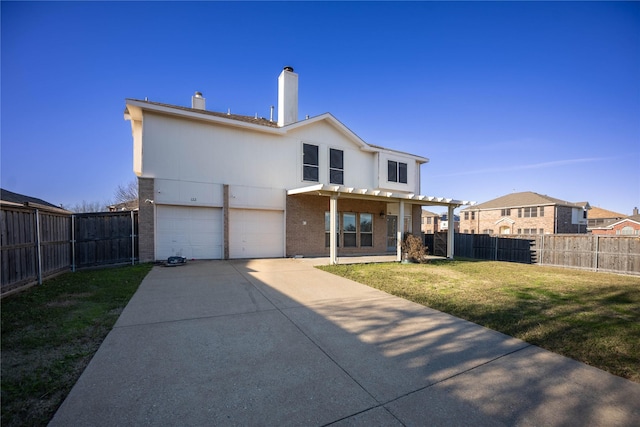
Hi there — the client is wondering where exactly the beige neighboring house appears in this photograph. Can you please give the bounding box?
[421,209,459,234]
[459,191,590,235]
[421,210,440,234]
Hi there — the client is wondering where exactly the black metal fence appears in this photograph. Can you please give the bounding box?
[1,206,138,296]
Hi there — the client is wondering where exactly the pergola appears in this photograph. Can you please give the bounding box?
[288,184,474,264]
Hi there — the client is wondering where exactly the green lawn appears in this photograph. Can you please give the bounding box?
[1,263,153,427]
[319,259,640,383]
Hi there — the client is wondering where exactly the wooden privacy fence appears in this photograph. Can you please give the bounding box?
[453,233,640,275]
[1,206,138,295]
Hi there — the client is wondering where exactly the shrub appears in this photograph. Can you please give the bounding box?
[402,234,429,263]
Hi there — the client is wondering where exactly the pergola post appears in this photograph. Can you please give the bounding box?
[397,200,405,262]
[329,195,338,265]
[447,204,455,259]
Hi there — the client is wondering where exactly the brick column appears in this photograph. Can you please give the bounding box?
[137,177,155,262]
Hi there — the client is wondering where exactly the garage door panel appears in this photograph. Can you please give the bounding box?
[230,209,284,259]
[156,206,223,260]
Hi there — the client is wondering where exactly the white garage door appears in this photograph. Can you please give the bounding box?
[229,209,284,259]
[156,206,223,260]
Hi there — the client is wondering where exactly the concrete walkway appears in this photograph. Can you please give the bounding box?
[50,259,640,426]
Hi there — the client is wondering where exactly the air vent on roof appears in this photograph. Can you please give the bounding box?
[191,91,205,110]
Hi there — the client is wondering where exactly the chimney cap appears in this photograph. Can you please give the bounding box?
[194,91,203,98]
[283,66,294,72]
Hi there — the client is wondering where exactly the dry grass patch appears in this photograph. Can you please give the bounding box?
[319,259,640,382]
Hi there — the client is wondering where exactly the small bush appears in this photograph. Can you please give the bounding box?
[402,234,429,263]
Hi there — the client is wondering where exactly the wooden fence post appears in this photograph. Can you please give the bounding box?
[71,214,76,272]
[130,210,135,265]
[594,235,599,272]
[35,209,43,285]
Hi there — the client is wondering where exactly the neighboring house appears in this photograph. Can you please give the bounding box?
[0,188,70,214]
[124,67,470,263]
[421,210,440,234]
[108,200,139,212]
[421,210,460,234]
[459,191,590,235]
[587,206,627,231]
[590,208,640,235]
[438,213,460,233]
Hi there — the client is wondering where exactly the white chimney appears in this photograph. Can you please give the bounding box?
[191,91,205,110]
[278,66,298,127]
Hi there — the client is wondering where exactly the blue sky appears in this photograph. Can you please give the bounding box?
[2,1,639,215]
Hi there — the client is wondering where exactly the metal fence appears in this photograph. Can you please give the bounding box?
[1,206,138,296]
[453,233,640,275]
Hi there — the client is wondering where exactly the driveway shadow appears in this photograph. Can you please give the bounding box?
[50,259,640,426]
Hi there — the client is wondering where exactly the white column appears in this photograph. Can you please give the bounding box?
[397,200,405,261]
[447,204,455,259]
[330,195,338,265]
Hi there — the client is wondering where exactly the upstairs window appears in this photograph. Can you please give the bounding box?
[329,148,344,185]
[388,160,408,184]
[303,143,319,182]
[519,207,538,218]
[501,208,511,216]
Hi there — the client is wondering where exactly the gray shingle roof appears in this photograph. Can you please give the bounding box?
[126,99,280,128]
[1,188,61,209]
[463,191,588,211]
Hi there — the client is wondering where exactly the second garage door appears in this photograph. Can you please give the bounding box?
[229,209,284,259]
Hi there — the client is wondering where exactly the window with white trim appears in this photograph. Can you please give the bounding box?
[388,160,408,184]
[329,148,344,185]
[303,143,319,182]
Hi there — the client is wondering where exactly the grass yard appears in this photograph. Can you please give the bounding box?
[319,259,640,383]
[1,263,153,427]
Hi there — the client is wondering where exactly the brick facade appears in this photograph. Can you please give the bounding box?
[591,218,640,235]
[137,177,155,262]
[286,194,421,257]
[459,205,578,235]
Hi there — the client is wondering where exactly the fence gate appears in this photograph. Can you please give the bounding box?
[433,232,448,257]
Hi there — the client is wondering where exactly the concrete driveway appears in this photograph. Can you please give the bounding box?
[50,259,640,426]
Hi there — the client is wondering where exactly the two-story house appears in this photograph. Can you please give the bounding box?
[124,67,470,263]
[459,191,590,235]
[421,210,441,234]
